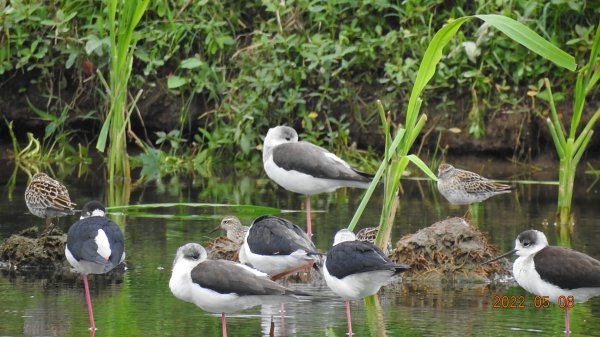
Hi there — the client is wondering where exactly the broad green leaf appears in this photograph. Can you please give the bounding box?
[85,35,103,55]
[476,15,576,71]
[167,75,188,89]
[181,57,203,69]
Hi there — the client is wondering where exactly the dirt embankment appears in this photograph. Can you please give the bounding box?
[2,71,599,156]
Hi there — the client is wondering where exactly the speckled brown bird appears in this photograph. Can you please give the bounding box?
[219,216,249,245]
[356,226,392,255]
[436,163,511,205]
[25,172,76,230]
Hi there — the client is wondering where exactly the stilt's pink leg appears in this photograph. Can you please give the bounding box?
[221,313,227,337]
[83,274,96,331]
[564,307,570,337]
[271,261,315,281]
[280,302,286,336]
[306,195,312,238]
[345,300,353,336]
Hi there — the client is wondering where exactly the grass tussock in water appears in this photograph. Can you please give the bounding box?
[389,217,509,282]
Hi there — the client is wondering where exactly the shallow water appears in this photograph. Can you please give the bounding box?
[2,156,600,337]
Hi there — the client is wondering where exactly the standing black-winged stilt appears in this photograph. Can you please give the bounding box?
[65,200,125,331]
[262,126,373,237]
[238,215,321,280]
[169,243,305,337]
[25,172,76,232]
[485,230,600,337]
[323,229,410,335]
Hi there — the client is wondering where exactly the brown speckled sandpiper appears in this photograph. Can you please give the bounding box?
[219,216,249,245]
[25,172,76,230]
[356,226,392,254]
[436,163,511,205]
[356,227,378,243]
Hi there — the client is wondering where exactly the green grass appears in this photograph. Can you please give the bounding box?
[541,22,600,225]
[348,14,576,251]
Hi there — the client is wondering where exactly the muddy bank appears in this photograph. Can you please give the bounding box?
[2,71,598,156]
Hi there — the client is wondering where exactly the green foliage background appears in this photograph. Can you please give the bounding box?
[1,0,599,165]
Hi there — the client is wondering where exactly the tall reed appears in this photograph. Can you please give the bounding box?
[348,15,575,251]
[96,0,149,188]
[543,23,600,225]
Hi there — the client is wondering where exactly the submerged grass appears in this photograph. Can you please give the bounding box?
[107,202,281,216]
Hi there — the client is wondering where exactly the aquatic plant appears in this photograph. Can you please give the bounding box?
[96,0,148,187]
[348,14,575,251]
[540,23,600,225]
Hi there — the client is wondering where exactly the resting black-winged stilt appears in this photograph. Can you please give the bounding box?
[65,200,125,331]
[239,215,321,280]
[485,230,600,337]
[323,229,410,335]
[25,172,76,232]
[169,243,305,337]
[262,126,373,237]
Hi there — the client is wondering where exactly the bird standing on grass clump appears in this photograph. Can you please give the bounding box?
[25,172,76,233]
[218,216,249,245]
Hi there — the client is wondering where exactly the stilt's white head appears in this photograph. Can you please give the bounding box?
[172,243,208,270]
[262,126,299,163]
[333,229,357,246]
[514,230,549,257]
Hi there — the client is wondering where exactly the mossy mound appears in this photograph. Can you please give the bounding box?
[390,217,509,283]
[0,227,69,271]
[205,236,242,261]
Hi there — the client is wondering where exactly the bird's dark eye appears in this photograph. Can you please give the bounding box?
[522,240,531,247]
[285,137,291,141]
[188,253,200,260]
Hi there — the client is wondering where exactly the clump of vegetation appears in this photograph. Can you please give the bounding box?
[536,23,600,225]
[1,0,598,173]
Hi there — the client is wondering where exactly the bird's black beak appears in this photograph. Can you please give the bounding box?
[482,248,517,265]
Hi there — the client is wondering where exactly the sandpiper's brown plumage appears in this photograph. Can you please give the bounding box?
[436,163,511,205]
[219,216,249,245]
[356,227,378,243]
[356,226,392,255]
[25,172,76,229]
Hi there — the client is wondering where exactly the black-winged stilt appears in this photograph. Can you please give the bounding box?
[25,172,76,232]
[262,125,373,237]
[323,229,409,335]
[169,243,305,337]
[485,229,600,337]
[65,200,125,331]
[239,215,321,280]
